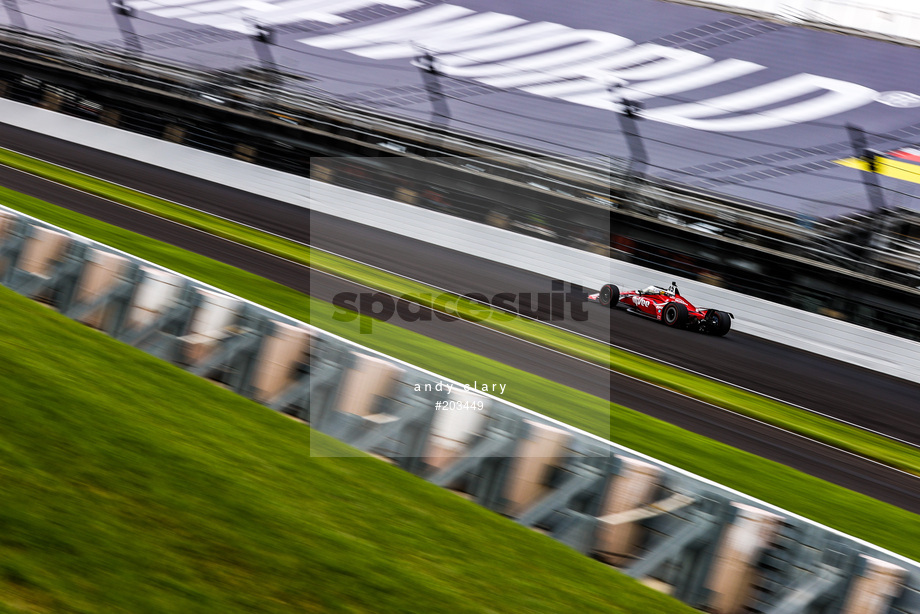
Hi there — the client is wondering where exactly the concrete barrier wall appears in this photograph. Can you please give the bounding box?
[0,99,307,206]
[1,203,918,613]
[1,98,918,384]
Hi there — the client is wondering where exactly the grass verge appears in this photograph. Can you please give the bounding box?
[1,189,920,565]
[0,147,918,477]
[0,284,696,614]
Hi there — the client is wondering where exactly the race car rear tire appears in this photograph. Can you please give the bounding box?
[706,310,732,337]
[662,302,689,328]
[598,284,619,307]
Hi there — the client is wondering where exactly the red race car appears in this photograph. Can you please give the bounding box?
[588,281,734,336]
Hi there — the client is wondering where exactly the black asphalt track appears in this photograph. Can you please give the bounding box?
[1,123,919,512]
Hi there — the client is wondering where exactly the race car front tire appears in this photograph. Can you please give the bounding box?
[598,284,619,307]
[662,302,689,328]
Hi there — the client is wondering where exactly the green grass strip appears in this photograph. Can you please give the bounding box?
[0,284,698,614]
[2,188,920,565]
[2,148,918,478]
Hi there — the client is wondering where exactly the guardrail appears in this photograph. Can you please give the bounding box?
[1,203,919,613]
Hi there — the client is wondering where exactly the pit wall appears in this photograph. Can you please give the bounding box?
[1,98,919,385]
[2,204,919,614]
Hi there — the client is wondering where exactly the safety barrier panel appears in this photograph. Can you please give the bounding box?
[2,98,919,384]
[2,204,919,613]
